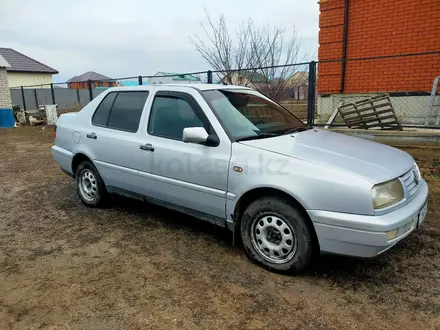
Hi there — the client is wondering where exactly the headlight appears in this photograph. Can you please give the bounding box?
[414,162,422,180]
[372,179,404,209]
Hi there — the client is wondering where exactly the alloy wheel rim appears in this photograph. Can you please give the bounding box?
[251,214,297,264]
[79,169,97,202]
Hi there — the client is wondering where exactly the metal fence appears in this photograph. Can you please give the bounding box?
[10,53,440,129]
[10,85,95,113]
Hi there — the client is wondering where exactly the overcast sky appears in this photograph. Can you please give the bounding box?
[1,0,319,83]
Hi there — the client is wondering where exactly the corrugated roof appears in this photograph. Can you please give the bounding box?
[67,71,114,83]
[0,48,58,73]
[238,71,267,83]
[118,80,146,86]
[220,71,267,83]
[154,72,200,81]
[289,71,309,85]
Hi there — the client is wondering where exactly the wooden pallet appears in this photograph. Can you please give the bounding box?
[338,94,402,130]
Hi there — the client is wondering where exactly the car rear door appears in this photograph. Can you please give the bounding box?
[84,90,152,195]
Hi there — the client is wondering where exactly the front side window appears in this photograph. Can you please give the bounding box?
[148,95,204,140]
[92,91,149,132]
[202,89,307,141]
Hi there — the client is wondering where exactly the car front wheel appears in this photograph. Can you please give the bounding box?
[240,197,313,274]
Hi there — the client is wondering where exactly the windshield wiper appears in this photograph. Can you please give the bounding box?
[235,132,279,142]
[279,127,309,135]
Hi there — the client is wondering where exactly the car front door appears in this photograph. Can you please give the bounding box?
[83,90,152,195]
[137,89,231,223]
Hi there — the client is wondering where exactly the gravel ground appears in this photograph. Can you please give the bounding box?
[0,126,439,330]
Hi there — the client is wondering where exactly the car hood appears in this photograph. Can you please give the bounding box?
[239,129,414,183]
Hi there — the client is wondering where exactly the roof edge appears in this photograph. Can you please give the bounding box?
[6,68,59,74]
[0,54,11,68]
[67,71,113,83]
[1,48,58,74]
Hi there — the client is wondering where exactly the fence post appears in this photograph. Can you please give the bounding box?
[138,76,143,86]
[207,70,213,84]
[50,83,56,104]
[21,86,27,111]
[88,80,93,101]
[34,88,38,108]
[307,61,317,127]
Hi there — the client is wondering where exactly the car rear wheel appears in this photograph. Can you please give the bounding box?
[240,196,313,274]
[75,160,108,208]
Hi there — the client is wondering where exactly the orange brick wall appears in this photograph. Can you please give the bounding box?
[318,0,440,94]
[68,81,116,89]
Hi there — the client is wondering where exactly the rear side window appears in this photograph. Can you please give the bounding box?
[92,92,116,126]
[108,92,149,132]
[92,91,149,132]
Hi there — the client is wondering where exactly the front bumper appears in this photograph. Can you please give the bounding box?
[307,179,428,257]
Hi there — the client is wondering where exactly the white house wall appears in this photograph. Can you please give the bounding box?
[7,72,54,88]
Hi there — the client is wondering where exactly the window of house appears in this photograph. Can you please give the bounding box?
[98,82,103,87]
[148,95,205,140]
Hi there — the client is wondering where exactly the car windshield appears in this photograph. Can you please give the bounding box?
[201,89,308,141]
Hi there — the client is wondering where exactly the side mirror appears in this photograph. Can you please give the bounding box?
[183,127,209,144]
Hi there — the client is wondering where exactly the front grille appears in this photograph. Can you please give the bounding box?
[400,165,419,198]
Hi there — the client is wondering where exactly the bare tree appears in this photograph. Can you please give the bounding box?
[190,10,307,102]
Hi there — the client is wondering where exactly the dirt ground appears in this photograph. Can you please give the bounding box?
[0,126,439,330]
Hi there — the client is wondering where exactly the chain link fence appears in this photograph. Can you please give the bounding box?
[316,93,436,127]
[208,62,312,121]
[315,53,440,128]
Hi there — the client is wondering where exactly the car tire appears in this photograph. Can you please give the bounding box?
[240,196,313,274]
[75,160,108,208]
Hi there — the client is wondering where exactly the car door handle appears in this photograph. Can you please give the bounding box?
[86,133,97,139]
[139,143,154,152]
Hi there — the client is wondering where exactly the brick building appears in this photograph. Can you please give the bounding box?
[67,71,116,89]
[317,0,440,125]
[0,54,14,127]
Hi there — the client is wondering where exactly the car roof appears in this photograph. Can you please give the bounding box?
[107,84,252,92]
